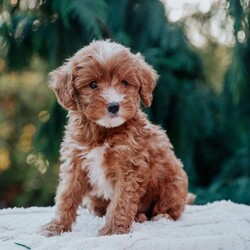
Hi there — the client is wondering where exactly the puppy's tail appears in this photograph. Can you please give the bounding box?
[186,193,196,205]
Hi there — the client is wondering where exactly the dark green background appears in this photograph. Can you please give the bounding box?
[0,0,249,207]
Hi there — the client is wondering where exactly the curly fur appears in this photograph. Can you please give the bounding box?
[41,40,189,236]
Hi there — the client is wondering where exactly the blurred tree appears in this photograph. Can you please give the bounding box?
[196,0,250,204]
[1,0,206,207]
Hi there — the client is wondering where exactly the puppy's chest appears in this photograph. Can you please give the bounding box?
[82,145,114,200]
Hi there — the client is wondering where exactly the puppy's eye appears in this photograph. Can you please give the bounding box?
[121,80,128,87]
[89,81,98,89]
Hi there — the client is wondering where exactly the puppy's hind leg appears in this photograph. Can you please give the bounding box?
[134,213,148,223]
[87,195,110,217]
[152,170,188,221]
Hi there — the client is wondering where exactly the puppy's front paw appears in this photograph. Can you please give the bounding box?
[98,223,130,236]
[98,224,112,236]
[40,219,71,237]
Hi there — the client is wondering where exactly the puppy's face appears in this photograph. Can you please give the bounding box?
[49,41,158,128]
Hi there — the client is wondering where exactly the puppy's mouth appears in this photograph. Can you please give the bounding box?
[109,113,118,119]
[96,114,125,128]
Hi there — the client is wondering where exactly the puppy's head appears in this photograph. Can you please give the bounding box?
[49,40,158,128]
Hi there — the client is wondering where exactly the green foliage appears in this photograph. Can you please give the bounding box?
[0,0,250,207]
[199,0,250,204]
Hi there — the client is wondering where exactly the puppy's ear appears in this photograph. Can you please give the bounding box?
[48,61,77,110]
[134,53,159,107]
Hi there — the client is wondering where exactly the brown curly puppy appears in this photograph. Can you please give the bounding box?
[41,40,189,236]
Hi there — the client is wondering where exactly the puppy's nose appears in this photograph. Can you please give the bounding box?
[107,102,120,114]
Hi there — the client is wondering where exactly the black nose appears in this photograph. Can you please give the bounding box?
[107,102,120,114]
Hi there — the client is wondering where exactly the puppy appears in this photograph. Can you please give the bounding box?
[42,40,189,236]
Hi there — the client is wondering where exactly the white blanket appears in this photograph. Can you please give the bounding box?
[0,200,250,250]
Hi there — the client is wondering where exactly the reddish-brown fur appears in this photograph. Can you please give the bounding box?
[41,40,189,236]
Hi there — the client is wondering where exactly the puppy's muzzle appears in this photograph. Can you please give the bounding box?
[107,102,120,114]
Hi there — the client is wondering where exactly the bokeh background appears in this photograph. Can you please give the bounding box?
[0,0,249,208]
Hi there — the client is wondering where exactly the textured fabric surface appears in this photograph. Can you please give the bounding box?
[0,200,250,250]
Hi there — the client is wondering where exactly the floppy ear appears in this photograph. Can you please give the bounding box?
[48,61,77,110]
[135,53,159,107]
